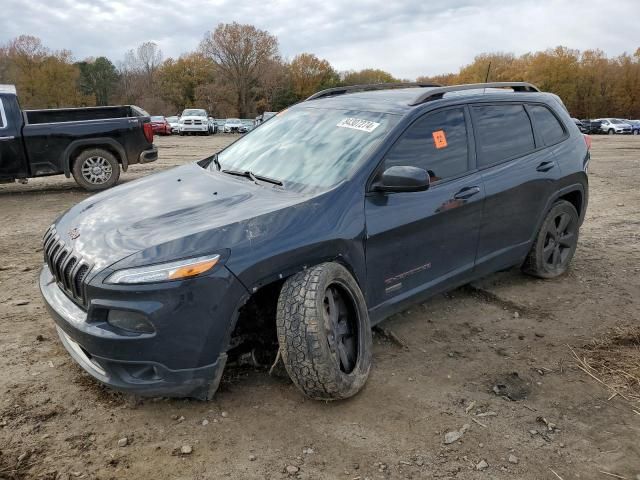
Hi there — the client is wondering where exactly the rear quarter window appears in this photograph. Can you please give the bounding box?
[0,99,6,128]
[472,104,535,167]
[529,105,566,145]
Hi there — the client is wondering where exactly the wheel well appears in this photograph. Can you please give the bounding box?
[227,280,284,366]
[70,144,123,167]
[558,190,582,217]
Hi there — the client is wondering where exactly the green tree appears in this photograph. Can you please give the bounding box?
[341,68,397,85]
[77,57,119,105]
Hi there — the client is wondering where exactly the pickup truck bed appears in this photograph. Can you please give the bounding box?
[0,85,157,191]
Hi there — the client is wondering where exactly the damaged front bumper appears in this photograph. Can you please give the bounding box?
[39,264,245,399]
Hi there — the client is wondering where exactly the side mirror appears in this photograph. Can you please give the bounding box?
[373,166,430,193]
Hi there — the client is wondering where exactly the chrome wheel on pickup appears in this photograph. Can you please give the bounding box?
[72,148,120,191]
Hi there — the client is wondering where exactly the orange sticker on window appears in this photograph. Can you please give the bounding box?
[432,130,448,149]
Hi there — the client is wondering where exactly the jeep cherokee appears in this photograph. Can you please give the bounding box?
[39,82,590,401]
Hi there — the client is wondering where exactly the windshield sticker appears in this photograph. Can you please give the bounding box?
[432,130,448,149]
[336,118,380,133]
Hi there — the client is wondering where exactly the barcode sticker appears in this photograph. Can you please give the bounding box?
[337,118,380,133]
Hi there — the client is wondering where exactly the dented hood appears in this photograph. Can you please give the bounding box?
[53,163,312,272]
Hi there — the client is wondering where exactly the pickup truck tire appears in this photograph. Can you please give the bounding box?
[72,148,120,191]
[276,263,372,400]
[522,200,579,279]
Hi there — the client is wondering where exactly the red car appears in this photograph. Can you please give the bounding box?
[150,116,172,135]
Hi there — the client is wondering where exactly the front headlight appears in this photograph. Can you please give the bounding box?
[105,254,220,285]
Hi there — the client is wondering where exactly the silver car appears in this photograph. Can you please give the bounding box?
[595,118,632,135]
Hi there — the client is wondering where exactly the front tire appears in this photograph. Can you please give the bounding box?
[72,148,120,191]
[608,129,615,135]
[522,200,579,279]
[276,263,372,400]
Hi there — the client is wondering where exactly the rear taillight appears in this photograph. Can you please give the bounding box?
[583,134,592,150]
[143,122,154,143]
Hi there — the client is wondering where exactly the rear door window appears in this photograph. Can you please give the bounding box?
[529,105,566,145]
[384,107,469,182]
[472,105,535,167]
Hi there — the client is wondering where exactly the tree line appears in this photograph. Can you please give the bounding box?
[1,24,638,119]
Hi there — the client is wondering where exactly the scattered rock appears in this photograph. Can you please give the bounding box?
[201,419,209,426]
[36,334,46,342]
[180,445,193,455]
[285,465,299,475]
[529,429,538,435]
[117,437,128,447]
[476,460,489,471]
[508,454,519,464]
[249,454,256,461]
[444,424,470,444]
[17,452,29,463]
[221,411,228,418]
[513,311,520,319]
[302,447,314,454]
[13,300,29,306]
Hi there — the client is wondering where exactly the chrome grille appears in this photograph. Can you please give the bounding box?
[43,227,92,307]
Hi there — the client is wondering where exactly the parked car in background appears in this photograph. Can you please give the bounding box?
[150,116,172,136]
[223,118,247,133]
[241,119,254,132]
[572,118,588,133]
[580,119,602,135]
[595,118,632,135]
[179,109,210,136]
[622,119,639,135]
[39,82,589,401]
[166,116,180,133]
[208,117,218,134]
[0,84,156,191]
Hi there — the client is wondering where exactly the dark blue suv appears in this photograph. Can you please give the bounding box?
[39,82,590,401]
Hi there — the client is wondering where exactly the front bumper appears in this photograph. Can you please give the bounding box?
[39,264,245,399]
[179,125,208,132]
[139,146,158,164]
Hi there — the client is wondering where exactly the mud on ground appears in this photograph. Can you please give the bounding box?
[0,134,639,479]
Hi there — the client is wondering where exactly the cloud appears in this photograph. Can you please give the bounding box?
[1,0,637,78]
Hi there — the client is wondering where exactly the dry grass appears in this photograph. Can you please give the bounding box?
[570,326,640,406]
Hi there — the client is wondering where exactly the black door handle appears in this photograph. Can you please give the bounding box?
[453,186,480,200]
[536,161,555,172]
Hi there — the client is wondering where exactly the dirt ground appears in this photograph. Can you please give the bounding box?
[0,134,639,480]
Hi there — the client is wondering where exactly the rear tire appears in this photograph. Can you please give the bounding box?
[522,200,579,279]
[276,263,372,400]
[72,148,120,191]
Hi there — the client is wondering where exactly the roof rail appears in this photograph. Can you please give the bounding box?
[305,82,442,102]
[409,82,540,106]
[0,84,17,95]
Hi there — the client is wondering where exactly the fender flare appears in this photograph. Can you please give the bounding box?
[62,138,128,178]
[531,183,586,243]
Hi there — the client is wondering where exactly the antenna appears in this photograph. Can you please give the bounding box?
[484,62,492,83]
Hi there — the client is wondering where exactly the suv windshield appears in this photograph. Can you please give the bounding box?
[183,109,206,117]
[208,107,397,192]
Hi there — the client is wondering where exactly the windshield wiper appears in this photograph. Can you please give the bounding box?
[221,169,284,187]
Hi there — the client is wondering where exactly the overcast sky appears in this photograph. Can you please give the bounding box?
[2,0,637,79]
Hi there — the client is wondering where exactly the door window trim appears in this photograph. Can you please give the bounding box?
[366,104,475,192]
[0,99,7,130]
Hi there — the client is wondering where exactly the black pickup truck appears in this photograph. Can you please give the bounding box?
[0,84,157,191]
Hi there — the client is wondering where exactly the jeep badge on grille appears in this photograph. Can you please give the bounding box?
[68,228,80,240]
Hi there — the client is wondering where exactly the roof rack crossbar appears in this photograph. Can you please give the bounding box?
[305,82,442,102]
[409,82,540,106]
